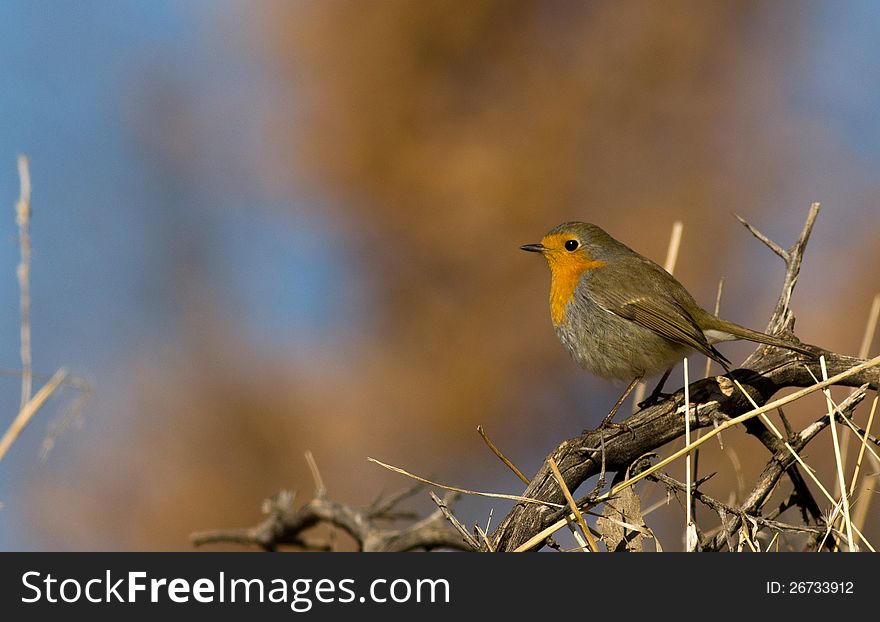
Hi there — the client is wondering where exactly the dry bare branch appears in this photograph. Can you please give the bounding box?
[191,486,474,552]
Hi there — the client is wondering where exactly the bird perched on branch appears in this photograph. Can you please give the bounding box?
[521,222,815,426]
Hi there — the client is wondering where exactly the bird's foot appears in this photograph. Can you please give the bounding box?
[586,414,636,439]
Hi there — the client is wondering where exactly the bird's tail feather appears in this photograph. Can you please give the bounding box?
[710,318,817,358]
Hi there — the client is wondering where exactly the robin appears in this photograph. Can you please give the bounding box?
[521,221,815,425]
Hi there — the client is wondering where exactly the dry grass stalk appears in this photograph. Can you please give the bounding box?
[0,368,68,461]
[368,457,565,509]
[547,457,598,552]
[16,154,33,410]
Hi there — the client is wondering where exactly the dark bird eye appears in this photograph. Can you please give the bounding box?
[564,239,579,251]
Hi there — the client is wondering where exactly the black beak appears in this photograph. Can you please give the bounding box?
[520,243,547,253]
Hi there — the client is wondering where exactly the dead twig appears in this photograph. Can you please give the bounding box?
[478,425,529,484]
[191,480,472,552]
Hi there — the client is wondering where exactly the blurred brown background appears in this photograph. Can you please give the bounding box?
[2,0,878,550]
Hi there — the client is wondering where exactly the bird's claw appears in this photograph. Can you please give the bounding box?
[586,417,636,440]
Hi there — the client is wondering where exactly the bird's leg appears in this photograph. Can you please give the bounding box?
[599,375,642,429]
[637,367,674,409]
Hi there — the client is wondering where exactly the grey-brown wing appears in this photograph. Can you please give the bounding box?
[587,265,731,368]
[615,298,730,368]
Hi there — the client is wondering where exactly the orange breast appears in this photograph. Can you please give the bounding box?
[549,259,604,325]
